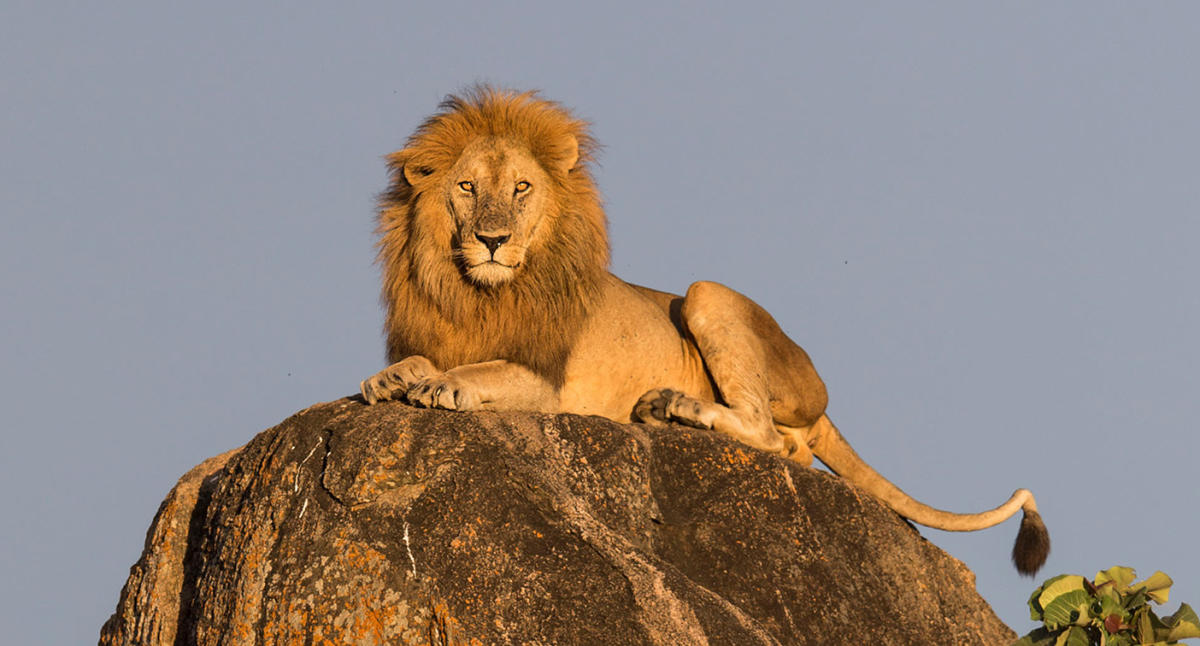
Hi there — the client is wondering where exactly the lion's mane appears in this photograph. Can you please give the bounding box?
[376,87,610,386]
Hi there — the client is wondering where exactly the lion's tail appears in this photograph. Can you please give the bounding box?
[807,414,1049,576]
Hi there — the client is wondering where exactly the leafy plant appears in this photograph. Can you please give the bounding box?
[1014,566,1200,646]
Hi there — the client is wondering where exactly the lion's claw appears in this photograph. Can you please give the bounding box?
[361,356,439,405]
[406,373,482,411]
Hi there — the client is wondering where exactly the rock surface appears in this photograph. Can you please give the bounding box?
[100,398,1015,645]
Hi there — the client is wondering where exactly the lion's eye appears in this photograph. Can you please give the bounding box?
[514,181,531,194]
[458,181,474,193]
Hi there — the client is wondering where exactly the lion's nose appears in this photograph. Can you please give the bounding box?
[475,232,511,254]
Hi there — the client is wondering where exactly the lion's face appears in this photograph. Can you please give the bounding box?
[442,138,557,288]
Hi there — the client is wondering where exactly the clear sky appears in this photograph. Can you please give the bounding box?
[2,3,1196,643]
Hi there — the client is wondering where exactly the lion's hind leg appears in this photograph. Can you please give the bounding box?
[630,282,782,455]
[632,281,830,461]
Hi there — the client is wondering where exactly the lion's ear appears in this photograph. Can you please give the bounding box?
[388,150,436,188]
[555,134,579,175]
[403,163,436,187]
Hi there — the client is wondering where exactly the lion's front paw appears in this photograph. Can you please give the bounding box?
[406,373,483,411]
[360,356,439,405]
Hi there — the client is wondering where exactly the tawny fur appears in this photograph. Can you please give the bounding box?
[362,87,1050,576]
[377,88,608,387]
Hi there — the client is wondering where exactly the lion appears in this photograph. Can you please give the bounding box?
[360,87,1050,576]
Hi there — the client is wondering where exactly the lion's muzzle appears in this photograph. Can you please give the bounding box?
[474,230,511,256]
[460,223,525,286]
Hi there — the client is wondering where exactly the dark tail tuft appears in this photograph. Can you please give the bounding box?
[1012,509,1050,576]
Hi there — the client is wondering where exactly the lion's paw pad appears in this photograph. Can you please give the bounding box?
[633,388,684,426]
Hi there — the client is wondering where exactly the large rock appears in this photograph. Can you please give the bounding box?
[100,398,1015,645]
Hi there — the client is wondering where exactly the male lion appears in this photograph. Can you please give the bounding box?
[361,87,1049,575]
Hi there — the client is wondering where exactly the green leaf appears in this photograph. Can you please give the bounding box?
[1138,571,1174,605]
[1040,576,1089,609]
[1053,626,1091,646]
[1042,590,1094,631]
[1023,568,1196,646]
[1162,603,1200,640]
[1125,588,1152,613]
[1093,591,1128,626]
[1012,627,1059,646]
[1146,612,1172,641]
[1097,567,1137,593]
[1135,607,1156,640]
[1166,602,1200,626]
[1031,575,1082,621]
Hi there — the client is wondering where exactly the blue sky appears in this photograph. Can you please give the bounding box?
[2,3,1197,643]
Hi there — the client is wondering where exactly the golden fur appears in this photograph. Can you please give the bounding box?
[362,87,1050,575]
[376,88,607,386]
